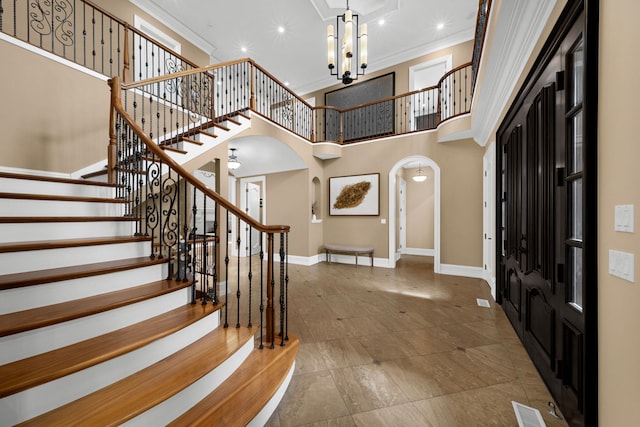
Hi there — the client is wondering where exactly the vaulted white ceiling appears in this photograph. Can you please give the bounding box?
[129,0,478,94]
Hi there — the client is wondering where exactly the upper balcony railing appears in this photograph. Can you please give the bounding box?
[0,0,198,82]
[1,0,483,146]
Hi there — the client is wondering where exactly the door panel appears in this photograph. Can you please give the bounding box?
[497,8,587,426]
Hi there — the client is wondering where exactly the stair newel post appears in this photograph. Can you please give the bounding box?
[107,77,120,185]
[266,232,275,347]
[339,111,344,144]
[284,231,289,342]
[122,23,130,83]
[250,61,256,111]
[279,232,286,346]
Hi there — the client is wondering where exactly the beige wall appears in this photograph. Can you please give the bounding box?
[404,167,435,250]
[322,134,483,266]
[0,39,110,172]
[598,1,640,424]
[304,40,474,104]
[92,0,210,67]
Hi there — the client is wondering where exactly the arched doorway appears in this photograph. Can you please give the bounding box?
[388,156,441,272]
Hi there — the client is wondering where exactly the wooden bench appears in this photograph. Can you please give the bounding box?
[324,244,374,267]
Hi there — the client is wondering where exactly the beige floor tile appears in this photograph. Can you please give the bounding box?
[302,416,357,427]
[395,326,458,355]
[356,333,420,361]
[317,338,374,369]
[351,403,432,427]
[294,342,329,375]
[330,363,408,414]
[412,381,529,426]
[339,316,392,337]
[276,371,350,427]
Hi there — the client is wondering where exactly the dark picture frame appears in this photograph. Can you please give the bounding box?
[324,73,395,142]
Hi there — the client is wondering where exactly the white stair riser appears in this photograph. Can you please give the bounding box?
[0,287,192,365]
[0,264,167,315]
[0,178,115,198]
[124,335,254,427]
[0,199,125,217]
[0,311,221,426]
[0,221,136,243]
[0,241,151,275]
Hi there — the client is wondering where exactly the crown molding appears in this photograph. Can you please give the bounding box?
[471,0,560,146]
[128,0,218,62]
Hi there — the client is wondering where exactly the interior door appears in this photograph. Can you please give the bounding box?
[399,178,407,254]
[497,10,586,426]
[242,182,262,257]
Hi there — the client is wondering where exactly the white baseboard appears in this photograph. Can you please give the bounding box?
[439,264,485,279]
[402,248,435,256]
[287,254,323,266]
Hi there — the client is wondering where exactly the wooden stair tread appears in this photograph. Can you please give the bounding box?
[0,172,117,188]
[0,302,222,398]
[0,216,138,223]
[198,129,217,139]
[181,137,204,146]
[161,145,188,155]
[225,116,241,126]
[0,256,167,291]
[17,326,258,427]
[212,122,230,132]
[236,111,251,121]
[0,276,191,337]
[81,168,108,179]
[0,192,126,204]
[0,235,151,253]
[169,335,299,427]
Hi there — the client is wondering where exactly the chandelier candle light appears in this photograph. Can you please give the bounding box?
[327,0,368,84]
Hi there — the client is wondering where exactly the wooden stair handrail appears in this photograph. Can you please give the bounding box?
[109,76,289,235]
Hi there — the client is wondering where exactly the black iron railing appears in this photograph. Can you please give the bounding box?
[0,0,198,82]
[110,75,290,348]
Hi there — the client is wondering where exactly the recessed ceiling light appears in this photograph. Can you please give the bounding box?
[241,46,247,53]
[378,19,385,26]
[284,81,290,87]
[437,22,445,30]
[278,26,285,34]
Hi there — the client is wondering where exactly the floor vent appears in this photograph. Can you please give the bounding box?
[476,298,491,308]
[512,401,546,427]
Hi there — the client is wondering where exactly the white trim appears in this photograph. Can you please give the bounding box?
[0,166,71,179]
[133,15,181,54]
[439,264,485,279]
[389,156,441,272]
[403,248,435,257]
[472,0,559,146]
[0,33,108,82]
[247,362,296,427]
[128,0,217,62]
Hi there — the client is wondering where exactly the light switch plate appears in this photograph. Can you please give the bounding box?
[609,249,635,283]
[614,204,634,232]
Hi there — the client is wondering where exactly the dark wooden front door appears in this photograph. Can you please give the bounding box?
[497,2,596,425]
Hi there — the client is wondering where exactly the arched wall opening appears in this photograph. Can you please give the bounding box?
[388,156,441,272]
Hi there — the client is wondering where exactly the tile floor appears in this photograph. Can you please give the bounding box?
[264,256,568,427]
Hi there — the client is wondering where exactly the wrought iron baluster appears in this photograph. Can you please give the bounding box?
[236,216,241,328]
[247,226,253,328]
[259,231,264,349]
[224,210,230,328]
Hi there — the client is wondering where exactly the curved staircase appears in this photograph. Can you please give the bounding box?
[0,171,298,426]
